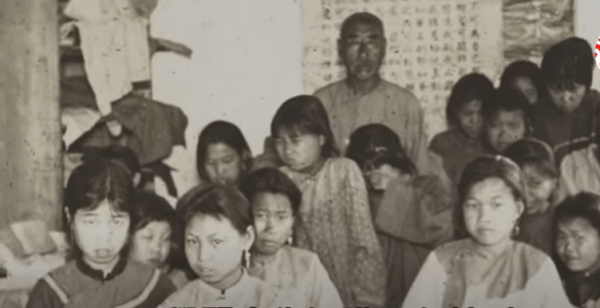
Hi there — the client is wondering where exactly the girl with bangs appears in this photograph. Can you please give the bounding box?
[270,95,386,308]
[26,159,175,308]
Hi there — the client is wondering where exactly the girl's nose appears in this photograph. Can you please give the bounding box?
[562,91,574,102]
[197,245,212,262]
[149,239,161,253]
[264,217,274,232]
[477,205,492,222]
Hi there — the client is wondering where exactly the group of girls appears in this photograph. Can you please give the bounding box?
[25,35,600,308]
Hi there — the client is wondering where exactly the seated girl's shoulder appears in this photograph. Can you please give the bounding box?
[511,241,551,263]
[430,129,461,149]
[279,246,322,268]
[325,157,361,172]
[432,238,472,261]
[433,239,550,272]
[45,259,78,279]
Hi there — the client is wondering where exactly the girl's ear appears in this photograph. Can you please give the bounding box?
[243,225,255,251]
[240,150,252,171]
[64,207,72,225]
[318,135,326,147]
[133,173,142,187]
[515,199,525,218]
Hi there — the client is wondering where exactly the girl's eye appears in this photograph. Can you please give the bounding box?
[491,202,502,208]
[464,202,477,209]
[186,239,198,245]
[83,219,97,225]
[529,181,540,187]
[112,219,126,226]
[213,239,223,245]
[274,138,285,145]
[277,215,288,220]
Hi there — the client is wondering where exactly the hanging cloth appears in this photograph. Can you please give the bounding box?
[64,0,151,116]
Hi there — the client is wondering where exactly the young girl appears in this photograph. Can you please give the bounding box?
[239,168,344,308]
[401,155,572,308]
[483,88,532,154]
[270,95,386,308]
[554,192,600,308]
[129,191,189,289]
[26,159,175,308]
[158,185,303,308]
[531,37,600,195]
[500,60,542,105]
[175,121,254,263]
[347,123,454,308]
[503,138,566,255]
[195,120,253,187]
[430,73,495,184]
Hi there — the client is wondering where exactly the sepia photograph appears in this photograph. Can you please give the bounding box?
[0,0,600,307]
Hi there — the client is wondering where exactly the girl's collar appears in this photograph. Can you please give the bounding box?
[288,158,328,184]
[251,248,281,266]
[468,237,513,260]
[200,267,248,298]
[76,255,127,282]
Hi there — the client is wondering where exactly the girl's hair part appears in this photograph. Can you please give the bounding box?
[239,168,302,216]
[179,185,252,239]
[270,95,339,158]
[502,138,558,179]
[64,158,135,217]
[446,73,495,128]
[455,155,525,238]
[196,120,253,183]
[81,146,140,176]
[64,159,135,259]
[346,123,417,175]
[554,192,600,238]
[541,37,595,91]
[130,191,176,232]
[499,60,542,93]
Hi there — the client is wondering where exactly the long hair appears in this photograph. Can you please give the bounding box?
[446,73,495,128]
[196,120,253,183]
[346,123,417,175]
[270,95,339,158]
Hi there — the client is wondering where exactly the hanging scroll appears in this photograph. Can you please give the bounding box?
[503,0,574,65]
[301,0,503,139]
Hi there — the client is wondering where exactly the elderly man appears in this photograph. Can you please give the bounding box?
[314,12,432,172]
[314,12,453,307]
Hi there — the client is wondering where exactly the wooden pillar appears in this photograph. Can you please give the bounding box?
[0,0,62,229]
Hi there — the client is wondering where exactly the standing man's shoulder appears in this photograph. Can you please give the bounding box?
[313,80,346,97]
[379,80,421,108]
[313,80,347,107]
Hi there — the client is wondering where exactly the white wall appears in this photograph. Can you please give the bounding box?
[151,0,304,194]
[575,0,600,91]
